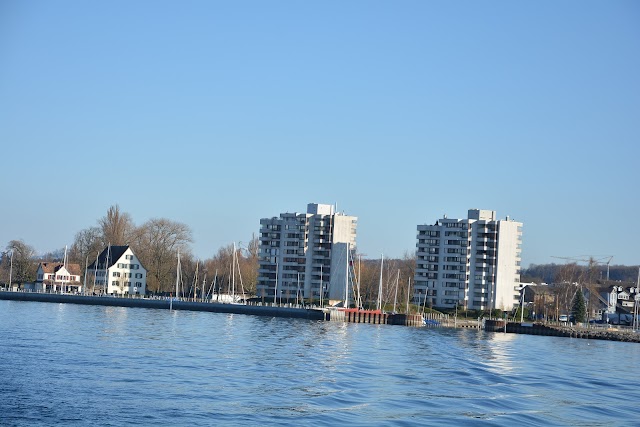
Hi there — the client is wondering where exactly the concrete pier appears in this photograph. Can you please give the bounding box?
[328,308,427,327]
[0,291,325,321]
[0,291,434,328]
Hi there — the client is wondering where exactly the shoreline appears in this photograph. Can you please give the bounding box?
[484,319,640,343]
[2,291,639,343]
[0,291,325,321]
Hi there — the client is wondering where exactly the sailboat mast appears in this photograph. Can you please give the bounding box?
[83,255,88,295]
[214,269,218,302]
[320,263,323,309]
[344,244,350,309]
[393,269,399,313]
[406,277,411,314]
[92,251,98,295]
[273,258,278,304]
[105,244,111,295]
[377,254,384,311]
[235,247,246,303]
[8,250,13,290]
[175,250,181,300]
[232,242,236,300]
[422,286,427,315]
[349,249,361,309]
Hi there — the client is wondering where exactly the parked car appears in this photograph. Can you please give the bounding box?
[559,314,568,322]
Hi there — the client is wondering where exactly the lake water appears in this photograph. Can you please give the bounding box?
[1,300,639,426]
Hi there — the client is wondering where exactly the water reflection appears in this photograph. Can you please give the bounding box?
[100,306,129,339]
[3,301,640,426]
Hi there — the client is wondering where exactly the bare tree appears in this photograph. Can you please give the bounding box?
[357,257,384,309]
[0,250,11,286]
[553,263,582,317]
[4,240,37,285]
[239,234,259,295]
[132,218,193,293]
[69,226,103,267]
[99,205,134,246]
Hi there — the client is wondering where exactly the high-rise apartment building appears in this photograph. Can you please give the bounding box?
[414,209,522,311]
[257,203,357,302]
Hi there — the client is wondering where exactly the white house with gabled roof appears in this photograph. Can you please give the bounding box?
[87,245,147,295]
[29,262,83,293]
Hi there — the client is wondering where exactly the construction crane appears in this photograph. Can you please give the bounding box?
[551,255,614,281]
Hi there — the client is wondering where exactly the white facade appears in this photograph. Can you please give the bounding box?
[89,246,147,295]
[257,203,357,302]
[31,262,82,293]
[414,209,522,311]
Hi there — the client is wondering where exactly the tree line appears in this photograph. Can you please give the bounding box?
[4,207,636,314]
[0,205,417,306]
[521,262,639,284]
[0,205,260,295]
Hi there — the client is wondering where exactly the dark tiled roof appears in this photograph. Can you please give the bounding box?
[87,245,130,270]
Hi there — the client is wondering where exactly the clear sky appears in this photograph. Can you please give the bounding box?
[1,1,638,267]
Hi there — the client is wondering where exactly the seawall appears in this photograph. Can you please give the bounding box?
[484,320,640,343]
[0,291,325,321]
[328,309,426,327]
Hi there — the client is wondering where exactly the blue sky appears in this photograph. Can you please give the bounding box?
[1,1,638,266]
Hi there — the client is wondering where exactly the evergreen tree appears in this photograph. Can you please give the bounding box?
[571,288,587,323]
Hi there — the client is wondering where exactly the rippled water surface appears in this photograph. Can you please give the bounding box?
[1,300,640,426]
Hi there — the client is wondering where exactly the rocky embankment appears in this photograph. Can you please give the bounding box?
[485,320,640,343]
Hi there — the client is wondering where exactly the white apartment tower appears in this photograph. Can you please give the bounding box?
[257,203,357,302]
[414,209,522,311]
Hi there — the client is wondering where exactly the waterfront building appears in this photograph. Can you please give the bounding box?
[257,203,357,303]
[87,245,147,295]
[597,284,639,319]
[30,262,83,293]
[414,209,523,311]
